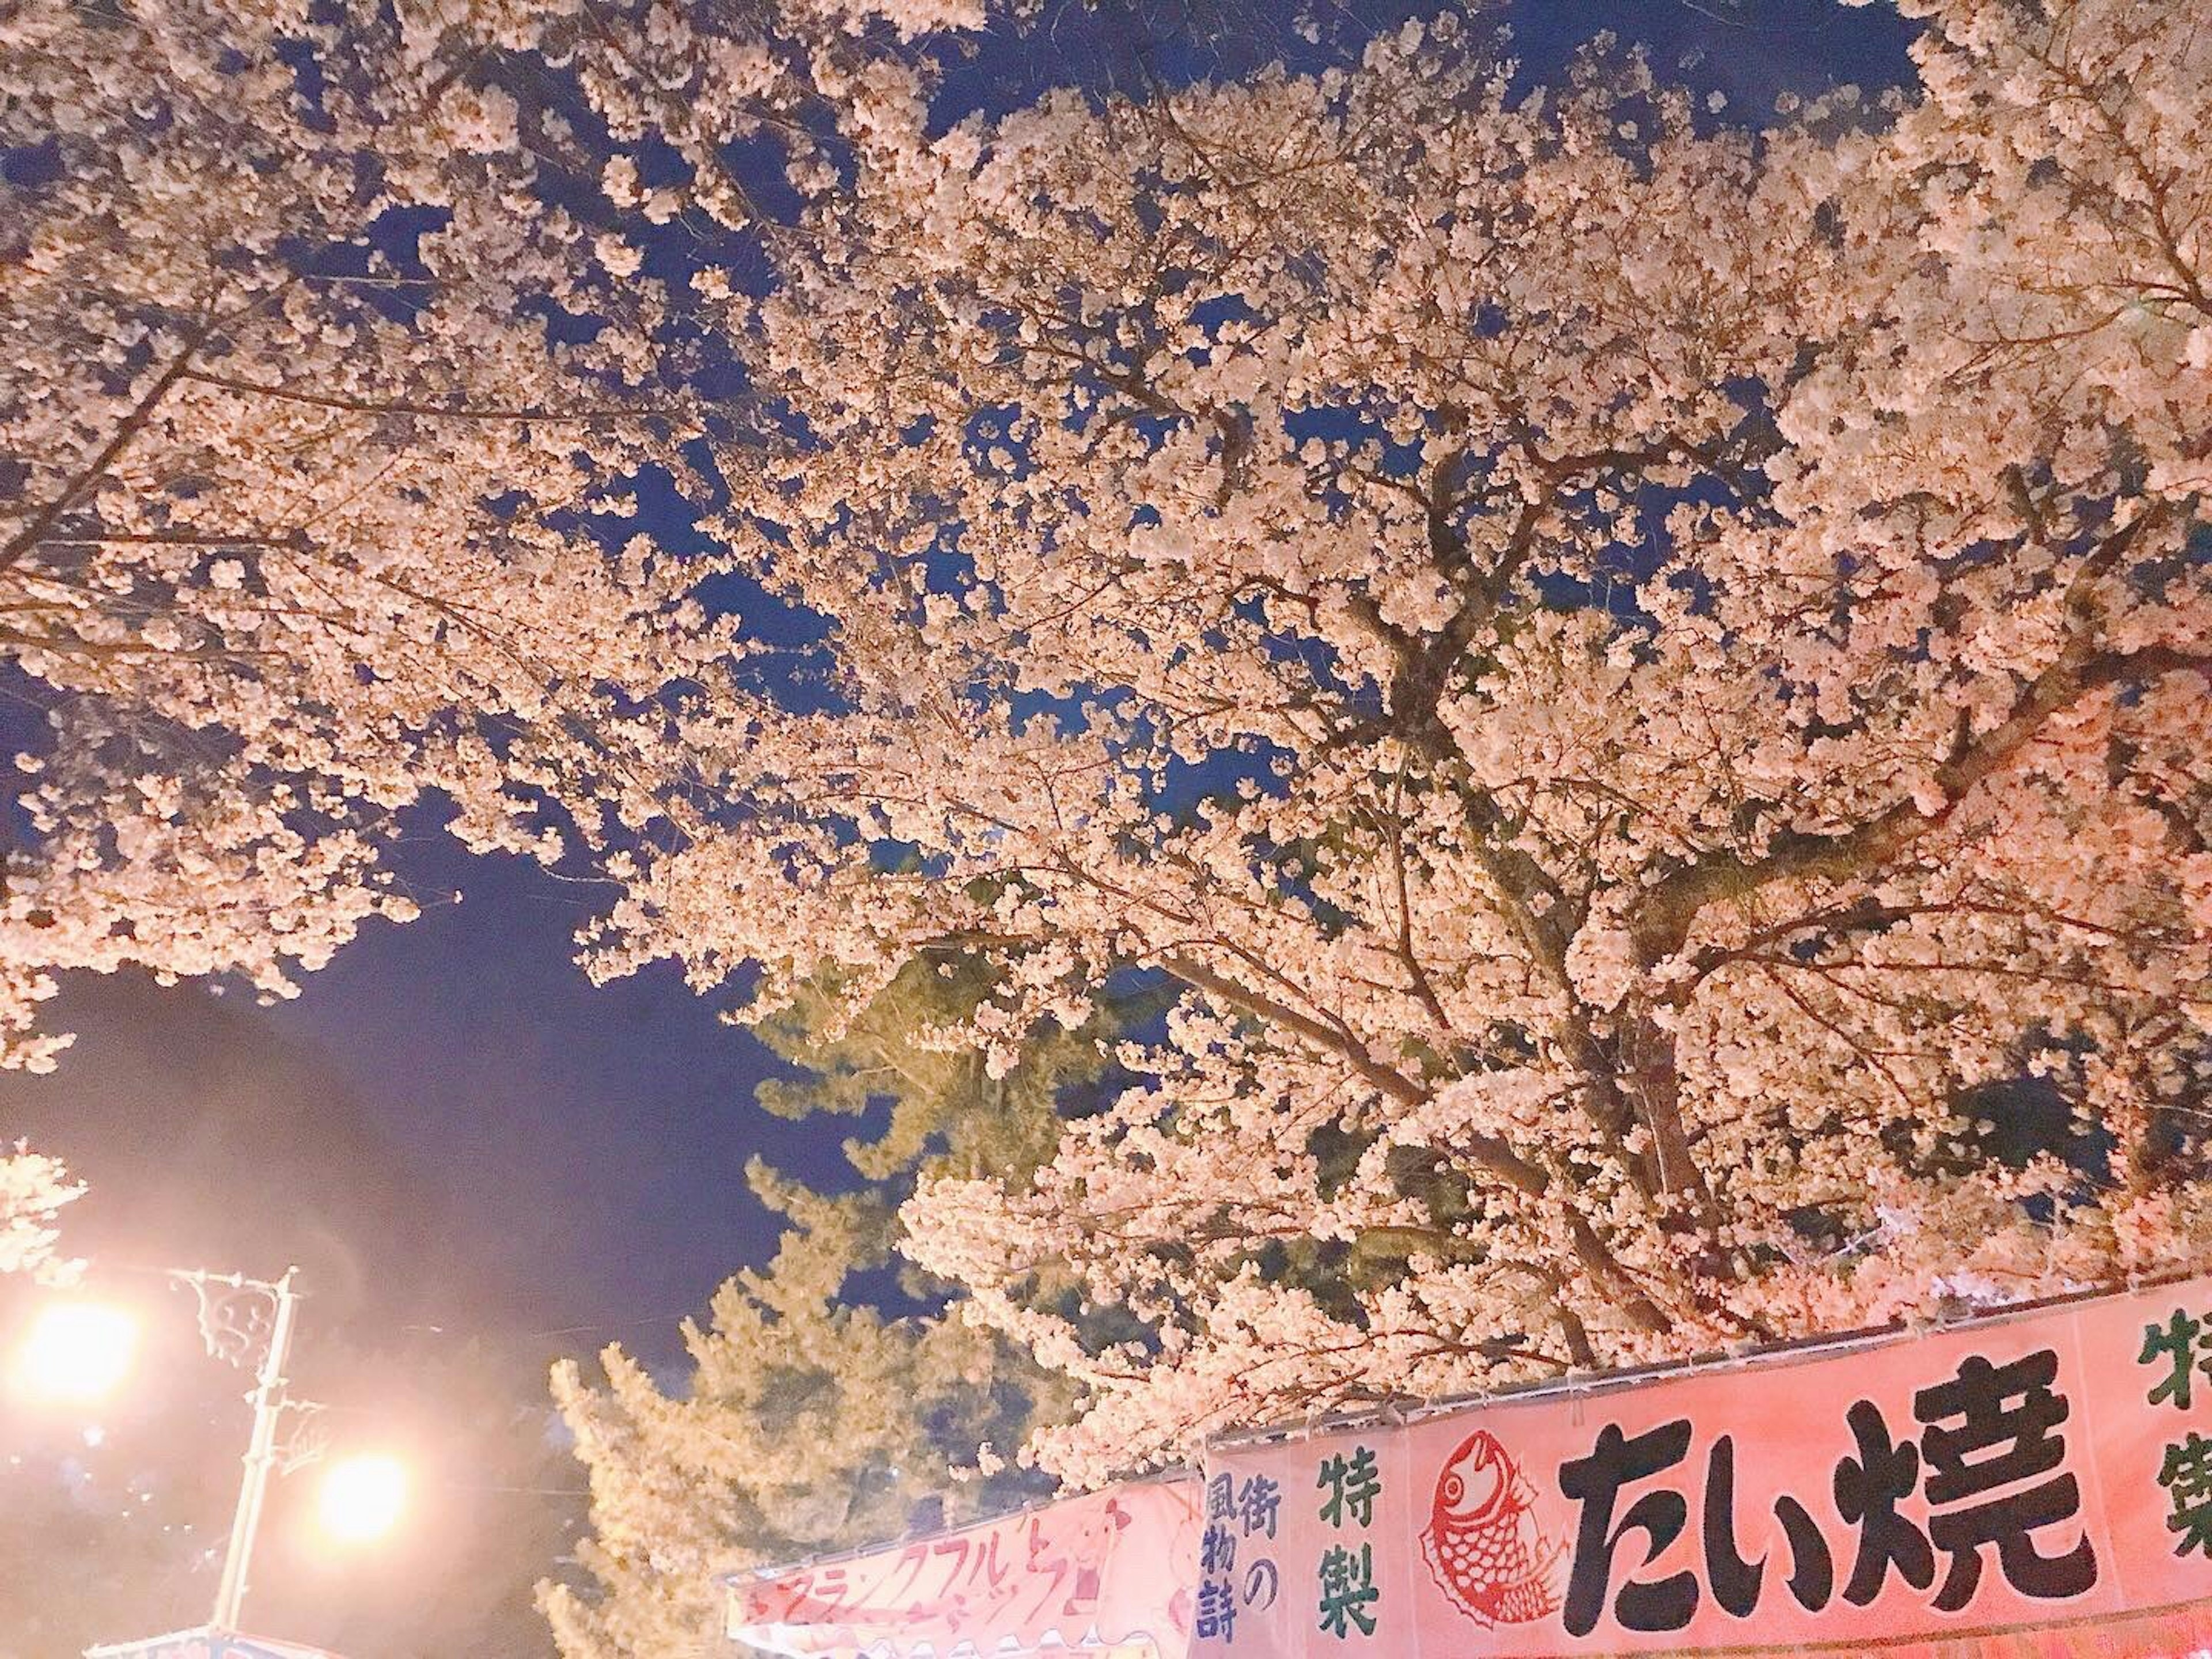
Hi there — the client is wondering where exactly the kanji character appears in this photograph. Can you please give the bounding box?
[1559,1417,1699,1636]
[1207,1471,1236,1522]
[2140,1309,2211,1413]
[1317,1540,1380,1638]
[1243,1556,1281,1611]
[1197,1576,1238,1642]
[1317,1445,1382,1529]
[1238,1472,1282,1539]
[1834,1397,1934,1606]
[1914,1349,2097,1610]
[2158,1431,2212,1559]
[1202,1521,1238,1577]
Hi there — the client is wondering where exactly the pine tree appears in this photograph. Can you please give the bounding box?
[541,955,1146,1657]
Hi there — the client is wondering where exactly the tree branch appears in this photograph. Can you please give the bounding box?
[1631,640,2212,967]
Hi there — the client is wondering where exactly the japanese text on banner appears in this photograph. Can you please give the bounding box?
[1195,1274,2212,1657]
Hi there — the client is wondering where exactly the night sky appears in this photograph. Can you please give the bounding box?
[0,0,1924,1646]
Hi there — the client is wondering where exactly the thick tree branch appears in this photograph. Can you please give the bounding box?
[180,369,680,423]
[0,305,227,580]
[1631,641,2212,967]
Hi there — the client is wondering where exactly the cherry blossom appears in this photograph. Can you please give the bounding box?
[10,0,2207,1495]
[592,0,2211,1483]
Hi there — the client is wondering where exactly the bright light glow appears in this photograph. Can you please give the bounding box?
[12,1301,139,1404]
[317,1452,406,1543]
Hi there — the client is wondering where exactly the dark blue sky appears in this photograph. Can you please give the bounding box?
[0,0,1919,1377]
[263,835,810,1343]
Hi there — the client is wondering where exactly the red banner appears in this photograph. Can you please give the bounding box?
[727,1481,1202,1657]
[1195,1274,2212,1657]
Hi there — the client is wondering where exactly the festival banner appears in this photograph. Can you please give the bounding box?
[1194,1273,2212,1657]
[727,1479,1202,1657]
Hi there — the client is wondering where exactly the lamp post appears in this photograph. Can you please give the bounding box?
[181,1266,306,1634]
[16,1263,399,1652]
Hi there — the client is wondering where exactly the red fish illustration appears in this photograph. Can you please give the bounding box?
[1419,1429,1567,1628]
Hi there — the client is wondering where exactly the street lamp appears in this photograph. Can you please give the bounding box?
[190,1266,309,1632]
[12,1299,139,1404]
[10,1265,406,1641]
[316,1451,407,1543]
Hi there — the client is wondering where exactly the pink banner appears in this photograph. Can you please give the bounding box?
[728,1481,1202,1657]
[1195,1274,2212,1657]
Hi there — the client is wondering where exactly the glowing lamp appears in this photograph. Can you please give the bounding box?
[317,1452,407,1543]
[12,1300,139,1404]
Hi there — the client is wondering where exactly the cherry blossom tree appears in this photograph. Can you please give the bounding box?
[0,1143,77,1281]
[0,0,1010,1267]
[0,0,815,1071]
[1,0,866,1268]
[13,0,2207,1511]
[582,0,2212,1484]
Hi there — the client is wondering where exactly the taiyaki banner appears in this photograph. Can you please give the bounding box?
[1193,1273,2212,1657]
[725,1480,1202,1657]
